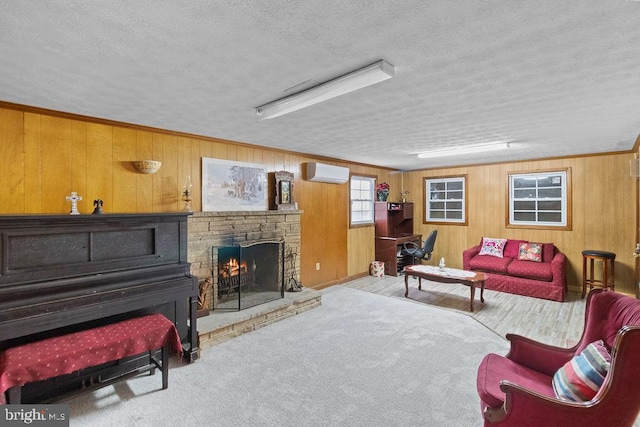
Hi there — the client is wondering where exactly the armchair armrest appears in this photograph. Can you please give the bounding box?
[505,333,575,376]
[484,380,593,425]
[463,245,481,270]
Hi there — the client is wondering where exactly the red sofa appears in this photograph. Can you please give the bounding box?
[462,239,566,302]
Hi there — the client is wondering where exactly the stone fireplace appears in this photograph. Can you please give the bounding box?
[187,211,301,311]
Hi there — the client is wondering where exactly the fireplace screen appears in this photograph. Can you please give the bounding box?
[213,240,285,311]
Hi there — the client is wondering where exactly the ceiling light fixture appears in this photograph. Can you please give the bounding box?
[417,142,511,159]
[256,60,395,120]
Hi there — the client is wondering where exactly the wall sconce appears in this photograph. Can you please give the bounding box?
[133,160,162,174]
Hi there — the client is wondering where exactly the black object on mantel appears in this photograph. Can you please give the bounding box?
[0,213,199,402]
[92,198,104,214]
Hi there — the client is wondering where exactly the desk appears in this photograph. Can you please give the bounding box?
[403,265,487,311]
[375,234,421,276]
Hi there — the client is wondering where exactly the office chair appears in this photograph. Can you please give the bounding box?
[400,230,437,265]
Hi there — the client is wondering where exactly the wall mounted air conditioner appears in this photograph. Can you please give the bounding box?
[305,162,350,184]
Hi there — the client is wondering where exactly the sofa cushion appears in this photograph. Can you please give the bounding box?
[507,259,553,281]
[504,239,527,259]
[469,254,512,274]
[552,340,611,402]
[479,237,507,258]
[518,242,543,262]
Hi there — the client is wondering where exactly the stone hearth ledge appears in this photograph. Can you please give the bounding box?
[196,288,322,352]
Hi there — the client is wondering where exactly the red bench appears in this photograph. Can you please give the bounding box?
[0,314,183,404]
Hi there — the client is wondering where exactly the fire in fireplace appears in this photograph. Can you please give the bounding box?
[212,240,285,311]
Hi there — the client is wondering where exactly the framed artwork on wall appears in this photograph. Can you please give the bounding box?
[269,170,295,210]
[201,158,267,211]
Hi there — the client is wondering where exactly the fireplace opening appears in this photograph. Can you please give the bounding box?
[212,240,285,311]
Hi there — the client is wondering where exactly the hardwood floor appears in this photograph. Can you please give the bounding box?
[341,273,587,348]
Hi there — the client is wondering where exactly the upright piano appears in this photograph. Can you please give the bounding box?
[0,213,199,401]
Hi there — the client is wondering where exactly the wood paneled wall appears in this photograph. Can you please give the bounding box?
[0,104,636,296]
[0,106,394,289]
[401,155,638,296]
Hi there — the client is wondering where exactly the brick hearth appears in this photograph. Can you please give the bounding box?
[196,287,322,350]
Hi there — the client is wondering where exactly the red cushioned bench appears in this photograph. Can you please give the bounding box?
[0,313,183,404]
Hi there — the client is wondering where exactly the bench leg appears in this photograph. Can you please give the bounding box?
[162,345,168,390]
[7,386,21,404]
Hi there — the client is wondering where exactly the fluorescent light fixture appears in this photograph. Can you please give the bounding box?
[256,60,394,120]
[417,142,510,159]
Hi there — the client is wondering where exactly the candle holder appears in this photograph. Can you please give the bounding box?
[182,175,193,212]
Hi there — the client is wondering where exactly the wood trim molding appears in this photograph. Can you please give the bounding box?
[411,150,637,173]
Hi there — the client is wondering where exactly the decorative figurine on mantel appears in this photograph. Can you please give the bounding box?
[65,192,82,215]
[92,199,104,214]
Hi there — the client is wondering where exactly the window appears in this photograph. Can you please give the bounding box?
[350,175,375,227]
[424,175,467,224]
[508,169,571,229]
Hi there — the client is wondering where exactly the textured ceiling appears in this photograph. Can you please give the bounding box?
[1,1,639,170]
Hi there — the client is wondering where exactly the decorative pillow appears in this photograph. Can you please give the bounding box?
[479,237,507,258]
[518,242,542,262]
[504,239,527,259]
[541,242,555,262]
[552,340,611,402]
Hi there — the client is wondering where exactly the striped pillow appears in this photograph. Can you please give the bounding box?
[552,340,611,402]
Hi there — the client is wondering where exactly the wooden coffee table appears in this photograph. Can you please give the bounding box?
[403,265,487,311]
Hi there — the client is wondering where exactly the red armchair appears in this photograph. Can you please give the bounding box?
[477,290,640,426]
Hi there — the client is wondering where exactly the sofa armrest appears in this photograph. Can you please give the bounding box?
[463,244,481,270]
[505,333,574,376]
[550,250,567,291]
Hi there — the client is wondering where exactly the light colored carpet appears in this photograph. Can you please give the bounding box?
[68,286,508,426]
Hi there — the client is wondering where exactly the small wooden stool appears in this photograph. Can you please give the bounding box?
[582,250,615,298]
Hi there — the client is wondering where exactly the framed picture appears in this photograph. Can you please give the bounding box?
[269,171,295,210]
[201,158,267,211]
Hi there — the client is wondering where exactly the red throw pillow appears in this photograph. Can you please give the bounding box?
[504,240,527,258]
[541,243,555,262]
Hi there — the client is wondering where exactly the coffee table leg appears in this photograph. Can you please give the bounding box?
[418,277,422,291]
[470,284,475,311]
[480,282,485,303]
[404,274,409,297]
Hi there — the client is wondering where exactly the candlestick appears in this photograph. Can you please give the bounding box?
[182,175,193,212]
